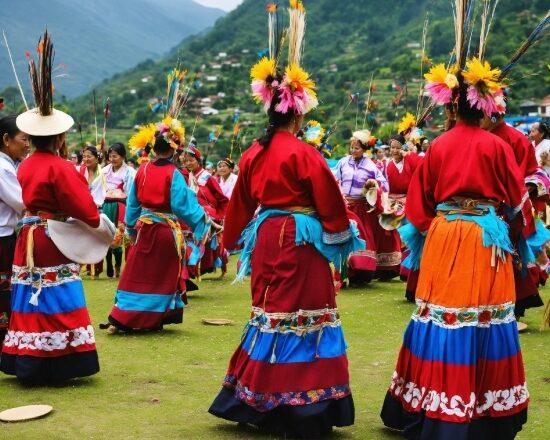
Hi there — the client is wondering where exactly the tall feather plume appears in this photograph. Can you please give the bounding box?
[478,0,499,61]
[416,14,430,122]
[287,0,306,66]
[165,64,190,120]
[267,3,279,59]
[452,0,474,70]
[28,30,54,116]
[501,10,550,78]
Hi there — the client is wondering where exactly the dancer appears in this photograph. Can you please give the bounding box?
[381,55,529,438]
[105,124,210,332]
[210,2,362,437]
[183,145,228,277]
[0,32,103,383]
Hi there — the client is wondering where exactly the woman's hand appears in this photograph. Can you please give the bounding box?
[364,179,378,189]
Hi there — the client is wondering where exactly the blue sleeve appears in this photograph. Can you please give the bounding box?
[125,179,142,230]
[170,170,209,240]
[123,167,136,195]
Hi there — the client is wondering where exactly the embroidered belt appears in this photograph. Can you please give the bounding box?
[438,196,500,216]
[271,205,317,215]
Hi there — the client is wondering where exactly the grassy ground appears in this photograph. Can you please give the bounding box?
[1,258,549,439]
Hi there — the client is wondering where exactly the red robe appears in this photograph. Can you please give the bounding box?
[492,122,543,315]
[406,122,526,233]
[225,131,349,248]
[491,122,538,178]
[1,151,100,382]
[211,132,354,429]
[386,154,422,195]
[183,168,228,222]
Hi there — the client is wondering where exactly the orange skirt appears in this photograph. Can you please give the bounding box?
[416,214,515,308]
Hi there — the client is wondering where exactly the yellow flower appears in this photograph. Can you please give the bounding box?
[463,57,502,91]
[444,73,458,89]
[289,0,305,11]
[424,64,449,83]
[250,57,276,82]
[285,63,316,94]
[398,112,416,135]
[266,3,277,13]
[128,123,156,152]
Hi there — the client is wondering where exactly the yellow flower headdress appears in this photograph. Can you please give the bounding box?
[249,1,317,116]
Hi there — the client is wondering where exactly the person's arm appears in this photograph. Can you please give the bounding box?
[205,175,229,220]
[223,154,259,248]
[53,162,100,227]
[302,149,350,235]
[0,167,24,214]
[405,148,436,233]
[171,170,209,241]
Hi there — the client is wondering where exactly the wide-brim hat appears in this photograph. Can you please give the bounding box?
[352,129,371,146]
[16,107,74,136]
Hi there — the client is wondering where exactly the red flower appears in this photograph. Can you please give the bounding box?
[419,306,430,317]
[479,310,492,323]
[43,271,57,282]
[443,312,457,325]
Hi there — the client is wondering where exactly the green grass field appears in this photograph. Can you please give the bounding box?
[1,259,549,439]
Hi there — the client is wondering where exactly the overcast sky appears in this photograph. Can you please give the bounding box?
[194,0,243,11]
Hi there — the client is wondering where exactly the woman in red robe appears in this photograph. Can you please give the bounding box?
[381,72,529,439]
[209,60,362,436]
[384,135,422,301]
[182,145,229,277]
[1,33,103,384]
[105,134,209,332]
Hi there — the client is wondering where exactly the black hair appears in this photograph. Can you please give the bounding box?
[259,72,295,148]
[218,157,235,169]
[455,72,484,124]
[389,134,406,145]
[83,145,100,160]
[536,122,549,140]
[153,133,171,154]
[30,134,57,150]
[0,115,20,149]
[108,142,127,158]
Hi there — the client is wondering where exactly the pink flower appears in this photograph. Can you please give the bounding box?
[251,80,274,111]
[425,82,453,105]
[466,86,499,115]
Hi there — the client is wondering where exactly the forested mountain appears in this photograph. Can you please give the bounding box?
[1,0,548,158]
[0,0,225,97]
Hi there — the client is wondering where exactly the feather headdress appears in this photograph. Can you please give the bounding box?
[16,30,74,136]
[463,57,505,114]
[397,112,417,136]
[303,120,325,147]
[249,0,317,116]
[423,1,507,115]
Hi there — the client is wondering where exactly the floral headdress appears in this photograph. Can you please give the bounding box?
[303,120,325,147]
[423,58,505,116]
[249,1,318,116]
[303,120,334,157]
[422,1,507,115]
[128,66,189,164]
[129,116,185,162]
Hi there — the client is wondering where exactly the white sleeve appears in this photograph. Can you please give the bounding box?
[0,167,24,214]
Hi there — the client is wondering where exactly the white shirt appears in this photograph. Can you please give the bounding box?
[534,139,550,163]
[218,173,238,199]
[0,151,24,236]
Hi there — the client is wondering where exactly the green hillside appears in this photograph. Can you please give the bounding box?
[4,0,550,160]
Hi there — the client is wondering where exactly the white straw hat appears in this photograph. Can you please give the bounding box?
[16,107,74,136]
